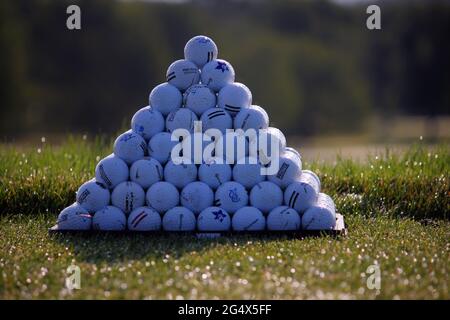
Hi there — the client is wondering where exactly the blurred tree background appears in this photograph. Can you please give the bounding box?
[0,0,449,141]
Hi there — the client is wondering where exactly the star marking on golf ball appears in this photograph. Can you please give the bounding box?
[215,61,229,73]
[212,209,226,222]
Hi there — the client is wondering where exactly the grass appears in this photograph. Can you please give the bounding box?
[0,137,449,299]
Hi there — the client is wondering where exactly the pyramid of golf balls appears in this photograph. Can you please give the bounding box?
[57,36,339,233]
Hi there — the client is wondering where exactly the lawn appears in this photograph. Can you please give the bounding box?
[0,138,448,299]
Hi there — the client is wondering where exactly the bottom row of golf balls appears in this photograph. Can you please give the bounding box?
[57,203,336,232]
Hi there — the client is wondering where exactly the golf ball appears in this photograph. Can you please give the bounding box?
[95,154,129,189]
[249,127,286,165]
[214,181,248,215]
[180,182,214,214]
[200,108,233,134]
[214,131,250,164]
[93,206,127,231]
[217,82,252,117]
[268,149,302,188]
[302,169,321,191]
[148,132,179,165]
[183,84,217,116]
[234,105,269,131]
[197,207,231,231]
[76,179,110,213]
[166,59,200,91]
[201,59,235,92]
[232,206,266,231]
[131,106,165,140]
[267,206,301,231]
[249,181,283,214]
[184,35,218,68]
[302,193,336,230]
[198,157,232,189]
[129,158,163,189]
[284,171,320,214]
[113,131,147,165]
[232,157,266,189]
[146,181,179,214]
[149,82,182,116]
[127,206,161,231]
[163,206,196,231]
[57,203,92,230]
[166,108,198,133]
[164,159,197,189]
[111,181,146,215]
[180,132,215,164]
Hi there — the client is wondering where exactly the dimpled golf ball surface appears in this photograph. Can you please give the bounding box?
[113,131,147,165]
[284,172,320,214]
[127,206,161,231]
[148,132,179,165]
[183,84,216,116]
[93,206,127,231]
[181,182,214,214]
[184,35,218,68]
[166,108,197,133]
[267,149,302,188]
[200,108,233,134]
[197,207,231,231]
[149,82,182,116]
[201,59,235,92]
[214,181,248,214]
[232,157,265,189]
[234,105,269,131]
[111,181,145,215]
[164,160,197,189]
[232,207,266,231]
[76,179,110,213]
[267,206,301,231]
[166,59,200,91]
[218,83,252,117]
[250,181,283,214]
[198,157,232,189]
[57,203,92,230]
[129,158,163,189]
[163,207,196,231]
[146,181,179,213]
[95,154,129,189]
[131,106,165,140]
[302,193,336,230]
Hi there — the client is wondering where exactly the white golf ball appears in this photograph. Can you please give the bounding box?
[232,157,266,189]
[183,84,216,116]
[268,149,302,188]
[201,59,235,92]
[146,181,179,213]
[200,108,233,134]
[166,59,200,91]
[184,35,218,68]
[57,203,92,230]
[163,206,196,231]
[198,157,232,189]
[166,108,198,133]
[148,132,179,165]
[217,82,252,117]
[76,179,110,213]
[302,193,336,230]
[113,131,147,165]
[131,106,165,140]
[95,154,129,189]
[93,206,126,231]
[285,147,302,161]
[214,131,250,164]
[302,169,321,191]
[180,181,214,214]
[249,127,286,165]
[111,181,146,215]
[164,159,197,189]
[284,172,320,214]
[267,206,301,231]
[232,206,266,231]
[234,105,269,131]
[129,158,163,189]
[197,207,231,231]
[214,181,248,215]
[127,206,161,231]
[249,181,283,214]
[149,82,182,116]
